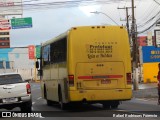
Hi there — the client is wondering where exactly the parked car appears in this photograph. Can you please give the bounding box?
[0,73,32,112]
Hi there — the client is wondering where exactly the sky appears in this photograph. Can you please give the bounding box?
[3,0,159,47]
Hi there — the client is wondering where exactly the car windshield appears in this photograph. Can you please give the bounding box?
[0,74,23,85]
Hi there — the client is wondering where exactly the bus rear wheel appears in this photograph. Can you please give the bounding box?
[44,86,52,106]
[110,101,119,109]
[59,88,68,110]
[102,102,110,109]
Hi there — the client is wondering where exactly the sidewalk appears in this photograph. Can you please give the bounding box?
[138,83,158,90]
[133,83,158,99]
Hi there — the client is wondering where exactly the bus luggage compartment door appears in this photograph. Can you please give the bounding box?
[76,62,125,90]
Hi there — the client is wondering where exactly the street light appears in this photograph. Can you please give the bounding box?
[90,11,119,26]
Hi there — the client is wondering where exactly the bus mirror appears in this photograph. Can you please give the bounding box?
[36,61,39,68]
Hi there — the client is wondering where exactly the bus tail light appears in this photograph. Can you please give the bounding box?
[68,75,74,86]
[126,73,132,84]
[26,83,31,94]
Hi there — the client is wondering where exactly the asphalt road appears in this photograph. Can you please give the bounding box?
[0,82,160,120]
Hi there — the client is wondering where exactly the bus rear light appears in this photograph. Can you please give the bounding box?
[26,83,31,94]
[68,75,74,86]
[126,73,132,84]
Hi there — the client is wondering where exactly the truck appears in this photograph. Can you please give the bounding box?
[0,73,32,112]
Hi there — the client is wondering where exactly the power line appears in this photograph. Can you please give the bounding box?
[137,1,157,22]
[136,0,160,28]
[137,17,160,34]
[90,11,119,25]
[0,0,127,12]
[153,0,160,5]
[137,10,160,28]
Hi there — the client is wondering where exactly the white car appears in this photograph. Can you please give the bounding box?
[0,73,32,112]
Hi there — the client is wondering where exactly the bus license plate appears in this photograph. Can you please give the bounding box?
[101,79,111,84]
[3,98,18,103]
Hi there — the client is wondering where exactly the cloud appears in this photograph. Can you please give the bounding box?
[79,5,101,17]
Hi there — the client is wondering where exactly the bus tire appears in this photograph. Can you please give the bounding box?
[110,101,119,109]
[47,100,52,106]
[58,87,68,110]
[102,102,110,109]
[44,85,47,99]
[44,85,52,106]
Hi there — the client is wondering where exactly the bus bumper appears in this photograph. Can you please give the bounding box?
[68,89,132,102]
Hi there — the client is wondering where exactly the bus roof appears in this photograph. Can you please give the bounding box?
[41,25,125,47]
[42,31,68,46]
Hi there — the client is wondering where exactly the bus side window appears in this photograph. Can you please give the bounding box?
[42,45,50,66]
[50,37,67,63]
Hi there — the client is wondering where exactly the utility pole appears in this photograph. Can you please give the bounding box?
[117,7,132,36]
[118,3,138,90]
[126,7,130,36]
[131,0,139,90]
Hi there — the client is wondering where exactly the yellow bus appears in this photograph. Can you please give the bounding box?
[37,26,132,110]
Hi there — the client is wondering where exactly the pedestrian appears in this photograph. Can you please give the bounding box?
[157,63,160,105]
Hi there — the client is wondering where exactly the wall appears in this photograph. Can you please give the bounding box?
[0,47,35,81]
[143,63,158,83]
[142,46,160,83]
[138,36,147,46]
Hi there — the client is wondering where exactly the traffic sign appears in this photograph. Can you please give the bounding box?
[11,17,32,29]
[28,45,35,59]
[36,46,41,59]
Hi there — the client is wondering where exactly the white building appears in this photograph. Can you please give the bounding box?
[0,47,36,81]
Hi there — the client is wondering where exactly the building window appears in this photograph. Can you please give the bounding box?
[0,32,9,35]
[0,42,10,46]
[0,61,4,69]
[6,61,10,69]
[0,37,10,41]
[0,61,12,69]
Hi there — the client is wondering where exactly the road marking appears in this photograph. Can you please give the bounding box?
[135,98,149,101]
[32,102,35,105]
[135,98,157,102]
[37,97,42,100]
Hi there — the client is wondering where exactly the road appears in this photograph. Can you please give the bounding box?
[0,82,160,120]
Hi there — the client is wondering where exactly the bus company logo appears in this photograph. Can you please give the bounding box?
[1,112,43,118]
[86,43,113,59]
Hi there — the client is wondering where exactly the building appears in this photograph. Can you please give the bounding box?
[137,36,147,46]
[0,47,36,81]
[139,46,160,83]
[137,36,155,46]
[0,30,10,48]
[137,35,159,83]
[0,18,11,48]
